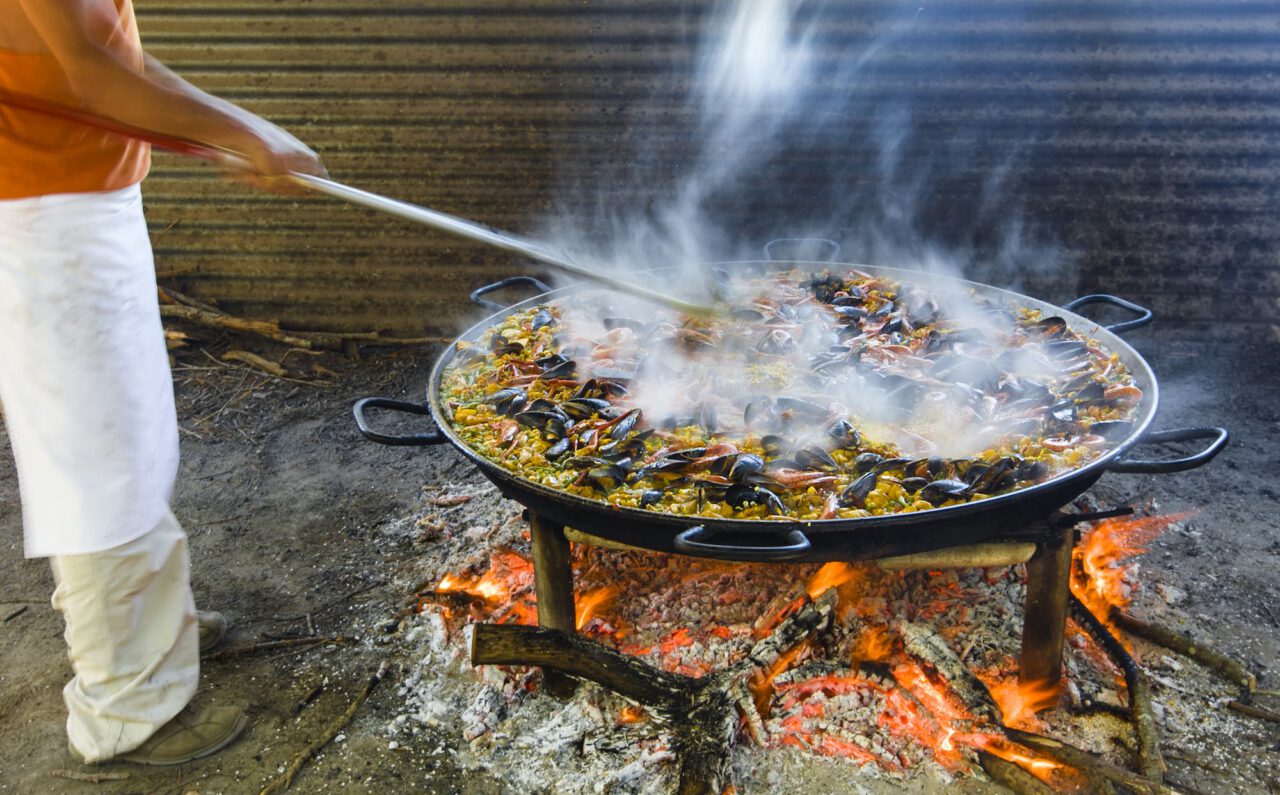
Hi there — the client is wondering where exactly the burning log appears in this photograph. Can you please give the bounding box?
[978,749,1059,795]
[1002,729,1184,795]
[471,588,839,795]
[1112,609,1256,693]
[898,622,1002,726]
[1069,596,1165,783]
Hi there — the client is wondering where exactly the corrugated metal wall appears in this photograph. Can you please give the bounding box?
[139,1,1279,337]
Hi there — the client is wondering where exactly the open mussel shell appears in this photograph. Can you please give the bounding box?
[488,387,527,416]
[559,397,615,421]
[724,484,786,514]
[530,308,555,331]
[918,479,971,506]
[838,470,879,508]
[514,410,568,441]
[1089,419,1135,441]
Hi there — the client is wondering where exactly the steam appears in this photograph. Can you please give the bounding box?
[537,0,1069,461]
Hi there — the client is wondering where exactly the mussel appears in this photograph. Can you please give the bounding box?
[839,471,879,508]
[724,484,786,514]
[918,479,971,506]
[489,387,527,416]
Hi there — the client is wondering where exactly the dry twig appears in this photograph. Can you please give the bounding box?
[49,769,130,783]
[204,635,353,661]
[259,661,389,794]
[1112,610,1256,693]
[1226,700,1280,724]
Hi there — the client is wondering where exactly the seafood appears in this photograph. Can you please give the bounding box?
[440,268,1144,521]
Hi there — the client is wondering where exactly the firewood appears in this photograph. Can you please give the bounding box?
[1003,728,1184,795]
[978,749,1059,795]
[875,542,1036,571]
[471,588,839,795]
[1069,596,1165,782]
[49,770,130,783]
[898,622,1002,726]
[204,635,353,661]
[1112,609,1256,693]
[160,304,319,349]
[222,350,289,378]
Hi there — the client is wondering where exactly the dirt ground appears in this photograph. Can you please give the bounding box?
[0,327,1277,795]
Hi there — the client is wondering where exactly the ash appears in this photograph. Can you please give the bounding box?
[379,484,1270,793]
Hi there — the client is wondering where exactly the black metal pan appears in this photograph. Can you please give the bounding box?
[355,253,1226,563]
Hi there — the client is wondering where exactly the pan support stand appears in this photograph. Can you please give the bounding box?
[528,512,578,697]
[1018,520,1074,687]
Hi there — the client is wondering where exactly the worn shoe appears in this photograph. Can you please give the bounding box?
[69,705,249,766]
[197,611,230,654]
[121,705,248,766]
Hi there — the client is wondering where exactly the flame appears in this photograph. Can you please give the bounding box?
[850,625,894,664]
[973,735,1067,784]
[617,705,649,725]
[576,585,619,630]
[981,674,1059,730]
[1070,514,1184,632]
[749,639,810,716]
[432,548,538,625]
[436,571,508,603]
[806,562,859,599]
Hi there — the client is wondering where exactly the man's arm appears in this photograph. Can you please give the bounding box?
[17,0,324,178]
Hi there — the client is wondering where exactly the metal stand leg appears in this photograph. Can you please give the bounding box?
[1019,523,1073,687]
[530,512,578,698]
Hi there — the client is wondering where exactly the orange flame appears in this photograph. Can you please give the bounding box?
[806,562,859,599]
[617,705,649,725]
[982,674,1059,730]
[1070,514,1184,631]
[850,625,894,664]
[749,639,810,716]
[437,571,507,603]
[973,735,1067,784]
[575,585,619,630]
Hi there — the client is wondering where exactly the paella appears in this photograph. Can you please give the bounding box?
[439,268,1144,521]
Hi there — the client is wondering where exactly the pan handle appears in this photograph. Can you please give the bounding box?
[1063,294,1153,334]
[470,276,553,311]
[764,238,842,263]
[353,397,448,446]
[1108,426,1229,473]
[673,525,812,561]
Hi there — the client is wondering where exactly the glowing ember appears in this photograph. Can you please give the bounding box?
[424,537,1106,786]
[1071,514,1184,631]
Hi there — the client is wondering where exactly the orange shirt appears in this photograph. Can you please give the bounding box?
[0,0,149,200]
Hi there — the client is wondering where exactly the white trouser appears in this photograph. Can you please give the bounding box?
[51,511,199,762]
[0,183,179,558]
[0,184,196,758]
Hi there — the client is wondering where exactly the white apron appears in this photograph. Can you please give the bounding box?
[0,184,178,557]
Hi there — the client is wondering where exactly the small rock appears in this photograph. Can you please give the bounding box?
[1155,583,1186,605]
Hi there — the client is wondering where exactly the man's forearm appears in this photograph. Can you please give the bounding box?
[66,46,261,153]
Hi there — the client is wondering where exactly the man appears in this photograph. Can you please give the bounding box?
[0,0,325,766]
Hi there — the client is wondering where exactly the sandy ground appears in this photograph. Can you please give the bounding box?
[0,328,1277,795]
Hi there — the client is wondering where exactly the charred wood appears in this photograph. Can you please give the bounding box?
[978,750,1059,795]
[471,589,838,795]
[1069,596,1166,783]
